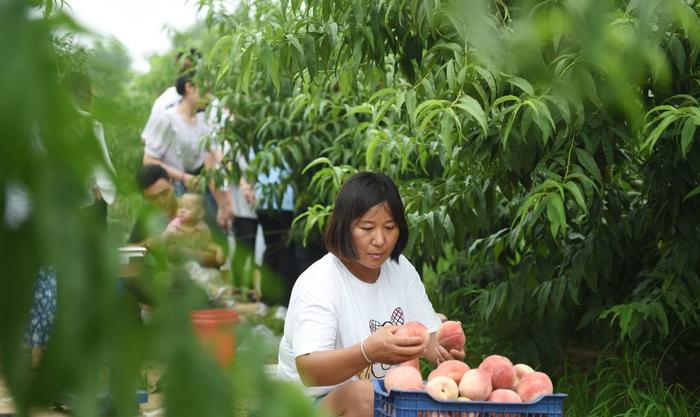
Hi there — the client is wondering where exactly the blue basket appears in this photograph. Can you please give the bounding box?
[373,379,566,417]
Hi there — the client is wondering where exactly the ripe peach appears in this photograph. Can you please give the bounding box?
[384,366,423,392]
[488,389,522,402]
[437,321,466,351]
[516,371,553,402]
[488,389,522,417]
[511,363,535,389]
[458,369,492,401]
[514,363,535,379]
[425,376,459,401]
[478,355,516,389]
[429,360,470,384]
[396,321,429,344]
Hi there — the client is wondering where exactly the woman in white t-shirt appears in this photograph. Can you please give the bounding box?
[277,172,465,417]
[142,72,233,229]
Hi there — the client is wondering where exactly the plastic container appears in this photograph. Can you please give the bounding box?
[373,379,567,417]
[190,309,239,367]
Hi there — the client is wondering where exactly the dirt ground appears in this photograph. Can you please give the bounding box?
[0,372,163,417]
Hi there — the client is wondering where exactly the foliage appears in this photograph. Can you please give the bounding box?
[0,2,315,417]
[199,0,700,367]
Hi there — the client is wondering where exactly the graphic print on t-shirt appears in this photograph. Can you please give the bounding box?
[358,307,405,380]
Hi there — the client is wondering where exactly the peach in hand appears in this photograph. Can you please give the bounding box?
[437,321,466,352]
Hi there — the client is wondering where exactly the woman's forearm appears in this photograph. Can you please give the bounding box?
[295,344,370,387]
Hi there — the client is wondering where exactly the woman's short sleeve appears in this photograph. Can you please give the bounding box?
[142,112,173,160]
[290,280,339,359]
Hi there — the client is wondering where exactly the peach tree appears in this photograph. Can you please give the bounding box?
[200,0,700,362]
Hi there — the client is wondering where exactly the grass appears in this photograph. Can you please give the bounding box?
[559,349,700,417]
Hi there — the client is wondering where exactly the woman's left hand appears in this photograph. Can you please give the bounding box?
[434,344,466,365]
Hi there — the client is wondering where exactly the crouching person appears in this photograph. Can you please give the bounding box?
[276,173,465,416]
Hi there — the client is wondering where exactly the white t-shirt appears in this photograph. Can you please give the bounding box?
[84,114,116,205]
[277,253,441,397]
[141,87,181,143]
[142,107,212,173]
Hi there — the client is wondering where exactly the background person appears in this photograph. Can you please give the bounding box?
[161,193,232,305]
[230,156,261,300]
[140,48,201,143]
[141,71,234,234]
[129,165,222,268]
[255,164,297,306]
[276,172,465,417]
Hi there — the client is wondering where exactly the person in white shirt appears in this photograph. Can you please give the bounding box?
[277,172,465,417]
[142,71,234,231]
[141,49,201,143]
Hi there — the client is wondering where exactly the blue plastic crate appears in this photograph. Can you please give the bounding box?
[373,379,566,417]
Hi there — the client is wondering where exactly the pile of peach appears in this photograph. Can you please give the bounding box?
[384,322,554,404]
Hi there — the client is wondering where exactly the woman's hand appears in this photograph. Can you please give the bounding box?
[434,344,466,365]
[363,326,429,365]
[423,330,466,365]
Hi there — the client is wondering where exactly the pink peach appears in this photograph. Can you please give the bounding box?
[458,368,492,401]
[437,321,466,352]
[425,376,460,401]
[478,355,516,389]
[516,371,553,402]
[488,389,522,402]
[429,360,470,384]
[396,321,429,344]
[385,366,423,392]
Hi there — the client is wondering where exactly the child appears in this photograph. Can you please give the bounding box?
[163,193,233,306]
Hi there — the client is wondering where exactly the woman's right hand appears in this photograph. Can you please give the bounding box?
[363,326,428,365]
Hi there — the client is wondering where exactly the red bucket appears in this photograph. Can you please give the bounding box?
[190,309,239,367]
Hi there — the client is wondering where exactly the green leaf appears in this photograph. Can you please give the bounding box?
[347,104,373,116]
[574,148,602,183]
[564,181,587,212]
[493,95,521,108]
[395,90,405,118]
[369,88,396,102]
[440,112,454,156]
[643,114,678,152]
[209,35,232,60]
[407,90,417,127]
[302,157,332,174]
[507,76,534,95]
[365,134,381,168]
[681,117,696,157]
[545,94,571,126]
[683,185,700,202]
[455,95,488,134]
[668,35,686,73]
[546,192,566,238]
[286,34,305,61]
[650,301,669,337]
[502,105,520,148]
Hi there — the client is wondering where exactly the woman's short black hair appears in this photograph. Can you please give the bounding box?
[175,71,195,96]
[324,172,409,262]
